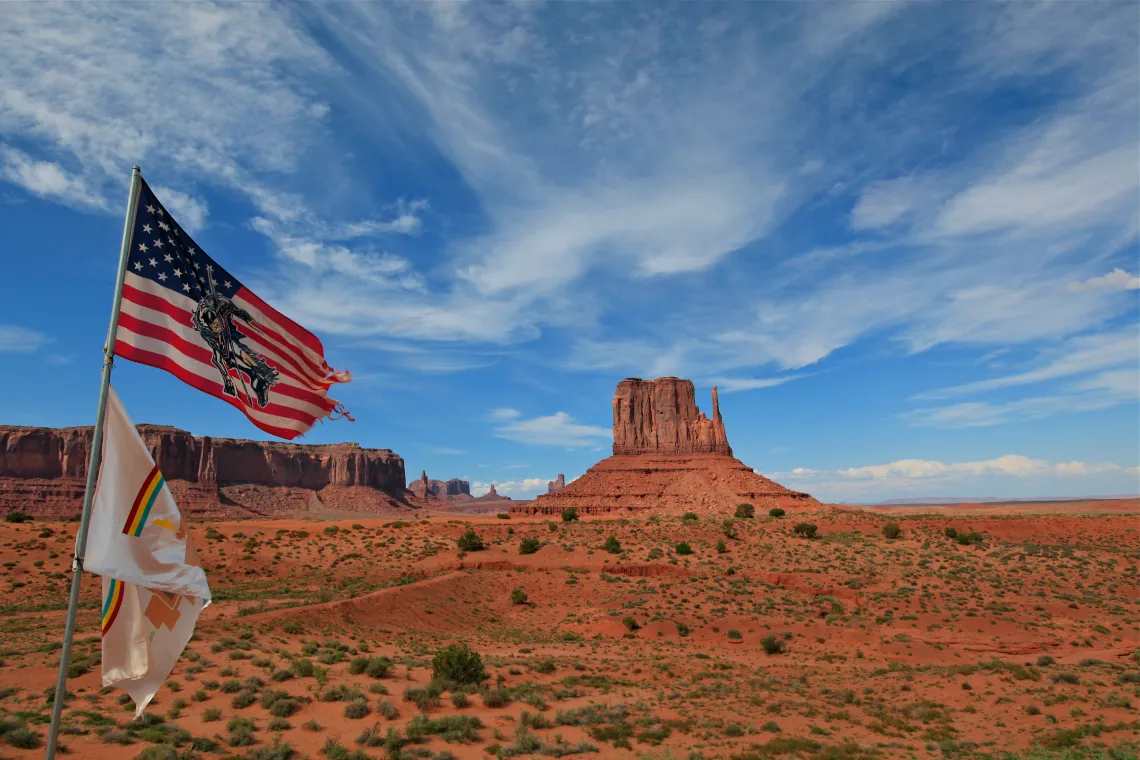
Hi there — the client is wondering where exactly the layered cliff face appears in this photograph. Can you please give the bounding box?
[0,424,406,518]
[612,378,731,456]
[516,377,818,517]
[409,471,472,500]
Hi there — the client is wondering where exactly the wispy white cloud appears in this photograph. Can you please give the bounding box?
[0,325,48,352]
[921,330,1139,398]
[152,186,208,233]
[711,376,797,393]
[487,408,520,422]
[1069,268,1140,292]
[493,411,610,448]
[0,147,104,209]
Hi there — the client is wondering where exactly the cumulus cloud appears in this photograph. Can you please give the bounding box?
[493,411,610,447]
[772,454,1139,501]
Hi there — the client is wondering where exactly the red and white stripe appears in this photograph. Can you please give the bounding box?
[114,272,350,439]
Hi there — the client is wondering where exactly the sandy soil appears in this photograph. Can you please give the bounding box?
[1,503,1137,759]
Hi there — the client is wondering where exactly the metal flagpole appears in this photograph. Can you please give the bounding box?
[44,165,143,760]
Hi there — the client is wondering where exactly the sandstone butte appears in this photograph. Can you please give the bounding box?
[0,424,406,519]
[408,469,472,500]
[513,376,819,517]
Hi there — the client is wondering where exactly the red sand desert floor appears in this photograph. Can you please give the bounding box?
[1,501,1138,759]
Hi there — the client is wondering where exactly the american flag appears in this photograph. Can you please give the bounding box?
[113,179,351,439]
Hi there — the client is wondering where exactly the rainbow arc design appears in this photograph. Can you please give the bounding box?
[101,578,124,636]
[123,464,165,537]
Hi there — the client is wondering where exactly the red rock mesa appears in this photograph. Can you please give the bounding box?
[0,424,406,518]
[513,377,817,517]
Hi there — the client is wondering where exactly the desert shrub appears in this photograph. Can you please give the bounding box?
[456,530,484,552]
[5,725,41,749]
[202,707,221,722]
[481,688,511,708]
[432,643,487,686]
[681,512,699,522]
[675,542,693,556]
[768,507,785,518]
[1037,655,1056,667]
[728,629,743,641]
[231,690,258,709]
[603,535,621,554]
[793,522,818,539]
[622,616,640,632]
[377,700,399,719]
[3,511,31,523]
[348,656,392,679]
[944,527,958,538]
[496,513,510,520]
[716,540,727,554]
[451,691,470,708]
[735,503,755,519]
[519,537,540,555]
[675,621,691,637]
[1050,673,1080,685]
[135,747,180,760]
[882,522,901,539]
[722,519,737,538]
[511,588,528,605]
[761,635,785,655]
[561,508,578,523]
[647,547,663,560]
[344,699,371,719]
[956,530,984,545]
[725,723,745,737]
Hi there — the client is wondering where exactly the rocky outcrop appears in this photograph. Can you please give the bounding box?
[514,377,818,517]
[548,474,566,493]
[472,483,512,502]
[612,378,731,456]
[408,471,472,500]
[0,424,406,518]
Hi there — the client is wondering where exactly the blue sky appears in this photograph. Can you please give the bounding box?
[0,2,1137,503]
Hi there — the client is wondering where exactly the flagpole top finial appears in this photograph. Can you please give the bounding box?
[132,165,141,173]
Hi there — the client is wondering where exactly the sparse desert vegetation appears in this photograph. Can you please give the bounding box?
[1,502,1137,759]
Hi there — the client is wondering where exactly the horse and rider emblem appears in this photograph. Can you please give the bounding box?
[190,271,279,408]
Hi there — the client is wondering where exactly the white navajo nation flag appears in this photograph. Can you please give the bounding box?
[84,387,210,716]
[113,178,352,439]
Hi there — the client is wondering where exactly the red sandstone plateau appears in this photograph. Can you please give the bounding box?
[0,424,407,518]
[515,377,817,517]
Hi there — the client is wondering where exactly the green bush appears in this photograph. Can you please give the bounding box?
[735,503,755,519]
[348,656,392,679]
[561,507,578,523]
[675,542,693,556]
[456,530,484,552]
[715,540,727,554]
[761,635,785,655]
[768,507,785,518]
[511,588,528,605]
[519,537,540,555]
[944,527,958,538]
[431,643,488,686]
[1036,655,1055,667]
[721,519,736,538]
[622,616,640,632]
[681,512,699,522]
[3,511,32,524]
[603,535,621,554]
[793,522,818,539]
[727,629,743,641]
[496,513,510,520]
[956,530,984,546]
[882,522,901,539]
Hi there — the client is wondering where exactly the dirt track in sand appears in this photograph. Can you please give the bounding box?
[1,503,1137,759]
